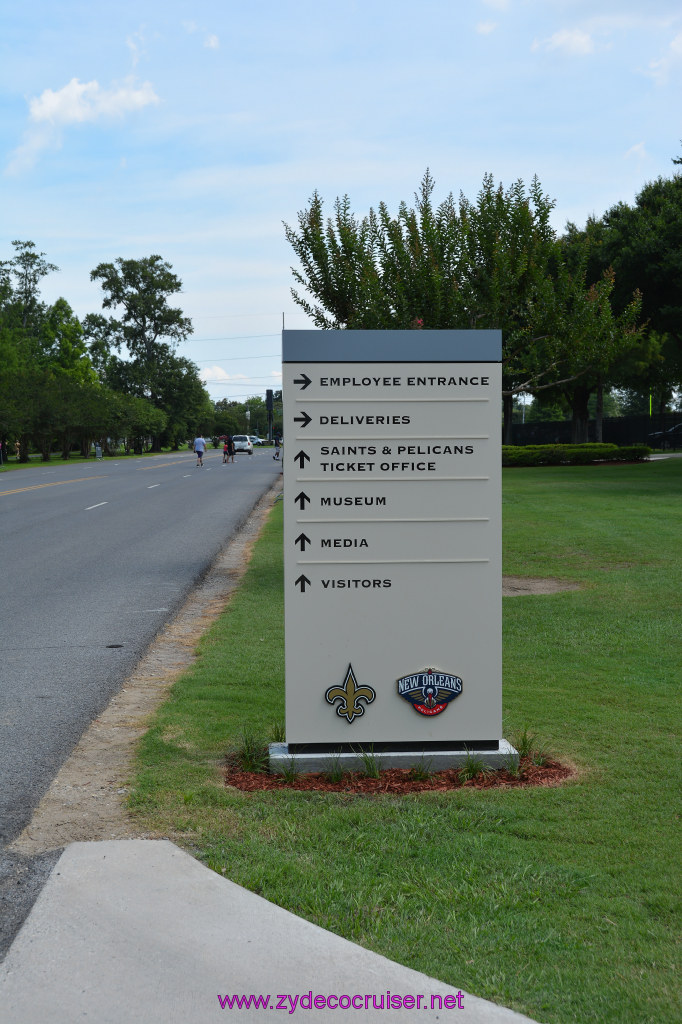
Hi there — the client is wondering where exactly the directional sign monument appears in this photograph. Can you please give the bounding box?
[274,329,513,771]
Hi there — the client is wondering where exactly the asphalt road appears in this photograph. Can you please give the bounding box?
[0,447,281,956]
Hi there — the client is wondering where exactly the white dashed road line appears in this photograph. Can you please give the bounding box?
[85,502,108,510]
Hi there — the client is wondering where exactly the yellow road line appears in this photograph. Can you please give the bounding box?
[136,458,198,470]
[0,476,107,497]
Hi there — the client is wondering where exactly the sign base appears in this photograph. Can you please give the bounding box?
[269,740,518,775]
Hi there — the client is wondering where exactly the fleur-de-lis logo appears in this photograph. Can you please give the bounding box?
[325,664,376,723]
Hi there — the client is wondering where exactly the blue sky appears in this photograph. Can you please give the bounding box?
[2,0,680,401]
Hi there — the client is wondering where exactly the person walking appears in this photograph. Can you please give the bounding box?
[226,435,236,463]
[273,435,281,460]
[193,434,207,467]
[222,439,229,464]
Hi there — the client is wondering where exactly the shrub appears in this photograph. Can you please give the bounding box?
[502,443,642,467]
[613,445,651,461]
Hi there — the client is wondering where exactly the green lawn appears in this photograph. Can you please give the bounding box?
[130,462,681,1024]
[0,449,188,472]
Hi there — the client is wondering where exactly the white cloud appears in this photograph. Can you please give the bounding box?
[29,77,158,125]
[5,126,54,175]
[126,28,146,68]
[647,31,682,83]
[201,367,248,383]
[476,21,497,35]
[6,77,159,174]
[182,21,219,48]
[625,142,647,160]
[481,0,508,10]
[532,28,595,56]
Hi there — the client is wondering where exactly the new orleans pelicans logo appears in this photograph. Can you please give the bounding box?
[325,664,376,723]
[397,668,463,716]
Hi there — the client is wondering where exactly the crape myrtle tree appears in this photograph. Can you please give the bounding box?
[85,255,207,452]
[285,172,641,442]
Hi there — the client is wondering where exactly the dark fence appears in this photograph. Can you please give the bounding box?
[508,413,681,447]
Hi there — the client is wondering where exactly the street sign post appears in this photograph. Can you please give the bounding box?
[273,329,515,772]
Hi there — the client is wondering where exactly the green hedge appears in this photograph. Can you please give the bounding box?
[502,444,652,466]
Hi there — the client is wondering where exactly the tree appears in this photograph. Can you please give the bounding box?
[88,256,193,361]
[213,399,243,439]
[0,242,62,459]
[588,170,682,413]
[0,240,58,331]
[33,298,99,458]
[86,256,197,451]
[285,172,641,442]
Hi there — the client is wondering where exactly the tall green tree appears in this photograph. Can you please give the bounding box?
[0,241,62,458]
[88,256,193,361]
[285,172,640,441]
[33,298,100,458]
[0,240,58,331]
[583,168,682,415]
[86,255,200,451]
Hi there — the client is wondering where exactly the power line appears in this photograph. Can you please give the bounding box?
[193,353,280,365]
[189,312,309,319]
[185,333,280,343]
[202,378,282,385]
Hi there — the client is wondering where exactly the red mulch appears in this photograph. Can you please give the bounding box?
[224,756,573,794]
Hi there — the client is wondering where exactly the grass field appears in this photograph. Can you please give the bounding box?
[130,461,681,1024]
[0,448,194,472]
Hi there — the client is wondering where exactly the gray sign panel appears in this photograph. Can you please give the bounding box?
[282,331,502,746]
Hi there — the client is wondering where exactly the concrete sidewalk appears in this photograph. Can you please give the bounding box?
[0,840,543,1024]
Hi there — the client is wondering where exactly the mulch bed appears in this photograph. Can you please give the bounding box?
[224,756,573,794]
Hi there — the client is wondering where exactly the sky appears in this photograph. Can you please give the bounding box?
[1,0,681,403]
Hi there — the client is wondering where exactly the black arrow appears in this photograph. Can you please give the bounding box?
[295,533,311,551]
[293,373,311,390]
[293,411,312,428]
[295,491,310,509]
[294,450,310,468]
[295,574,311,593]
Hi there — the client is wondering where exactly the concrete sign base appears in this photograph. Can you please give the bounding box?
[269,740,519,775]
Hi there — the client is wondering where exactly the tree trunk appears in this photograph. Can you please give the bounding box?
[19,434,30,462]
[570,386,591,444]
[502,394,514,445]
[595,382,604,443]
